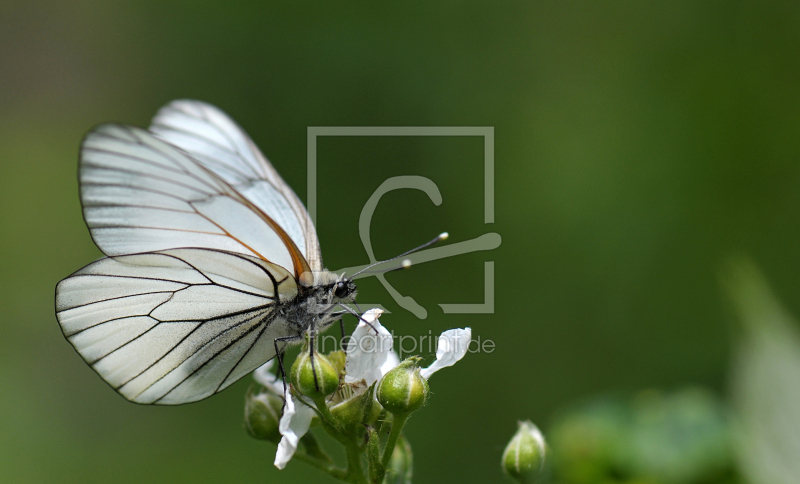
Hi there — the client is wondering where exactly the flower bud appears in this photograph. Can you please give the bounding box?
[330,383,381,438]
[291,349,340,399]
[376,357,428,415]
[244,384,283,443]
[326,350,347,375]
[502,420,548,484]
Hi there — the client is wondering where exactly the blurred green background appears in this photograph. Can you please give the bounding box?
[3,2,800,483]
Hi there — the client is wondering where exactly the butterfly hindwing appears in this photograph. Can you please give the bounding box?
[55,248,298,404]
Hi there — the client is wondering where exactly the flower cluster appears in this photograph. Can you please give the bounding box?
[245,309,471,482]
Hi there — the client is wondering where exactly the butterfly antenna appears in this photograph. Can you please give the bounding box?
[350,232,448,279]
[356,258,413,276]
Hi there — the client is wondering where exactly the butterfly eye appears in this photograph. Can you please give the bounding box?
[334,281,348,299]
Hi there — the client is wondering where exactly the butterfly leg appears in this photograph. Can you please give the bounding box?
[309,332,320,392]
[338,304,380,334]
[313,311,349,350]
[274,334,304,413]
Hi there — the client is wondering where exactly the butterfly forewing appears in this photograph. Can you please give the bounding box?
[149,100,323,273]
[81,123,314,279]
[56,248,298,404]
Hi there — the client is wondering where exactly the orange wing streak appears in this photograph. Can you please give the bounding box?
[234,194,313,285]
[191,210,271,262]
[191,163,314,285]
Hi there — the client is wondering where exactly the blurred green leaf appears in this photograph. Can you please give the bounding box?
[549,389,733,484]
[724,257,800,484]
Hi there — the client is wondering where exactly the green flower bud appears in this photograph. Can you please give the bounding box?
[502,420,548,484]
[376,357,428,416]
[326,350,347,375]
[291,349,340,399]
[244,384,283,443]
[330,384,381,438]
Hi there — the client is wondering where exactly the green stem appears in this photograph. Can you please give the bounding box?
[367,427,383,483]
[345,440,369,484]
[292,450,348,480]
[381,413,409,470]
[311,396,350,445]
[300,432,332,463]
[312,396,337,425]
[308,396,368,483]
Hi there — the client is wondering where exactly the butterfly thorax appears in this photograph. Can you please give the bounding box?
[278,271,357,335]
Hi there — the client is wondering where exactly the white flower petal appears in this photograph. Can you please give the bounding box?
[380,350,401,377]
[344,309,392,385]
[254,360,285,396]
[420,327,472,379]
[274,393,314,470]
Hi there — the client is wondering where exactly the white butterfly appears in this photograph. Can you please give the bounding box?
[55,100,359,405]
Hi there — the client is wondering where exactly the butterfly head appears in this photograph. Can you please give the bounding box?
[332,278,357,302]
